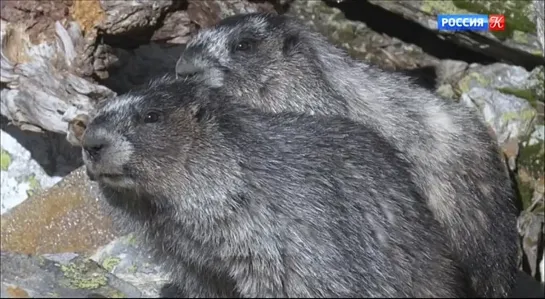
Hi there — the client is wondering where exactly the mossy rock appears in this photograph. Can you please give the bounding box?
[497,66,545,110]
[455,71,490,96]
[498,87,540,109]
[518,141,545,178]
[1,149,12,171]
[516,139,544,210]
[451,0,536,40]
[421,0,472,15]
[516,172,535,210]
[25,175,42,197]
[60,260,108,290]
[101,257,121,273]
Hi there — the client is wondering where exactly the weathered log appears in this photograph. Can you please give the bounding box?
[0,0,277,137]
[1,18,114,134]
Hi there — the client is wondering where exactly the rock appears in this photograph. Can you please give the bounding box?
[286,0,440,72]
[516,124,544,282]
[0,129,63,214]
[445,62,543,147]
[366,0,545,70]
[435,59,469,99]
[1,167,119,255]
[461,87,537,146]
[517,201,544,280]
[90,234,170,298]
[0,117,83,214]
[533,0,544,56]
[0,251,141,298]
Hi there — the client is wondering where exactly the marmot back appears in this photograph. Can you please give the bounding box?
[81,75,466,298]
[176,12,519,298]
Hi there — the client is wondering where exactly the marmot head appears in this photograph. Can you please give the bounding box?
[81,75,218,194]
[176,13,310,94]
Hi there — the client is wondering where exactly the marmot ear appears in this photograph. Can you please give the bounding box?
[66,114,90,147]
[282,33,300,56]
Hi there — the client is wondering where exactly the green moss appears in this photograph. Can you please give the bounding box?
[497,87,542,110]
[501,109,537,123]
[331,11,347,22]
[101,257,121,272]
[452,0,536,39]
[128,263,138,274]
[46,292,60,298]
[37,256,46,266]
[456,72,490,95]
[512,30,528,43]
[110,290,126,298]
[0,149,12,171]
[127,234,137,246]
[528,67,545,100]
[498,87,537,102]
[60,261,108,290]
[26,175,42,197]
[421,0,470,14]
[330,22,359,44]
[518,140,545,177]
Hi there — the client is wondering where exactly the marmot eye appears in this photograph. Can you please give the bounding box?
[144,111,160,123]
[234,40,252,52]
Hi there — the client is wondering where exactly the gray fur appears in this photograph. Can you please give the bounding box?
[82,75,466,298]
[175,13,519,298]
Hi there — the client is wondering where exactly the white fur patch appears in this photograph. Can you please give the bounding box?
[100,95,140,115]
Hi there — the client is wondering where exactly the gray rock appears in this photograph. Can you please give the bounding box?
[460,87,537,146]
[0,129,63,214]
[517,207,545,281]
[528,125,545,146]
[435,59,469,86]
[0,251,141,298]
[533,0,545,56]
[367,0,544,69]
[41,253,80,265]
[90,234,169,298]
[285,0,440,72]
[0,234,170,298]
[456,63,538,93]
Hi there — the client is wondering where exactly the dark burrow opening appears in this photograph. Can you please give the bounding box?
[0,115,83,178]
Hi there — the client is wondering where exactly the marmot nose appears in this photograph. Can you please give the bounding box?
[82,137,109,160]
[175,62,203,77]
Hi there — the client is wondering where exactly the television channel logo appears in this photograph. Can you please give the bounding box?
[437,14,505,32]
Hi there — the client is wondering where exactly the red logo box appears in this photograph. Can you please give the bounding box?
[489,14,505,31]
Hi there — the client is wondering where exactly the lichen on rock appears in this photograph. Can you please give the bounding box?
[60,260,108,290]
[0,149,12,171]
